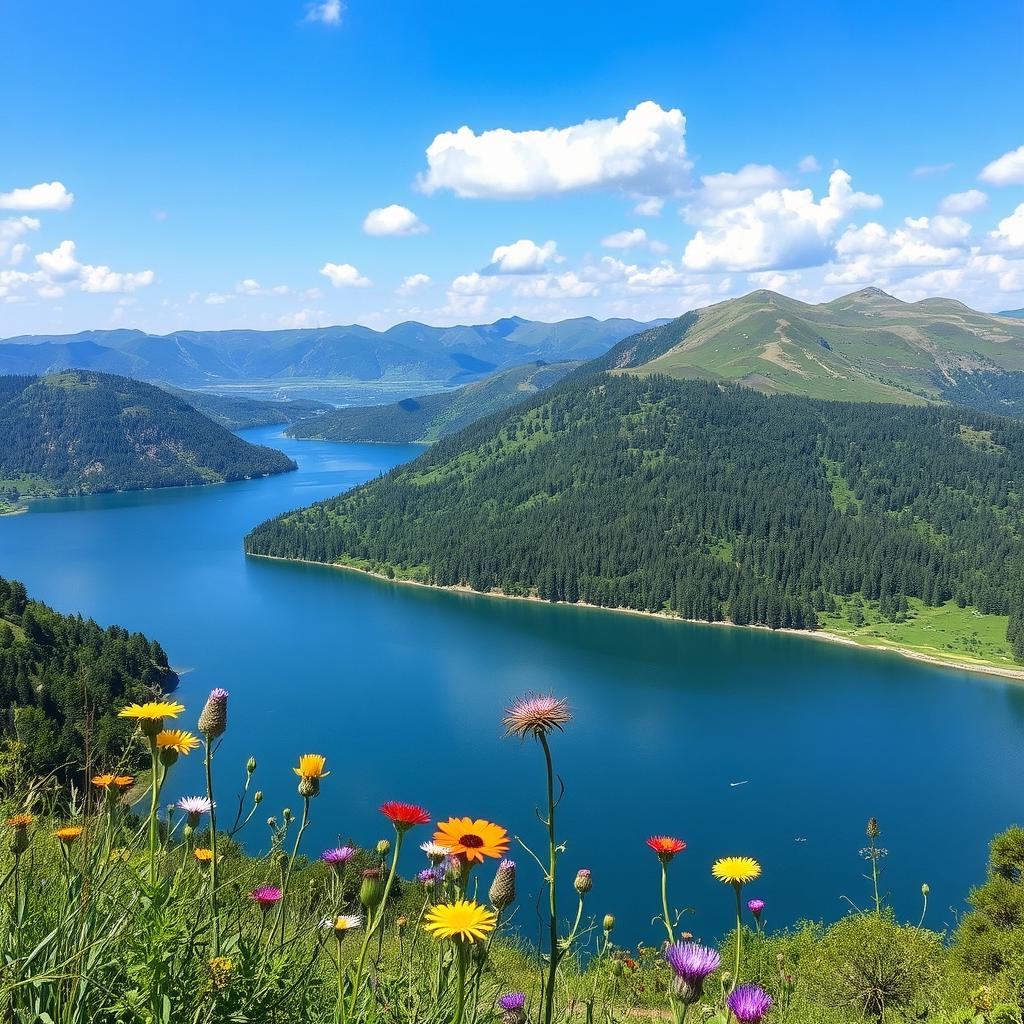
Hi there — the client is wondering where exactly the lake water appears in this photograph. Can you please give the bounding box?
[3,425,1023,945]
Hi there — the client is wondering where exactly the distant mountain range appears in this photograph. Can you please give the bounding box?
[0,371,295,500]
[0,317,665,389]
[287,360,581,443]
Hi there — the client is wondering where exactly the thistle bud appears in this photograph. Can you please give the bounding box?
[159,747,179,768]
[921,882,930,896]
[246,757,257,775]
[489,859,517,911]
[283,808,294,823]
[8,816,31,856]
[267,816,277,829]
[376,838,391,858]
[574,868,592,896]
[298,776,319,798]
[866,817,880,840]
[396,915,408,935]
[603,914,615,933]
[359,867,384,910]
[254,790,264,805]
[183,823,195,840]
[198,688,228,739]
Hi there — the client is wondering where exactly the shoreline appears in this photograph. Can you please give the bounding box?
[247,553,1024,683]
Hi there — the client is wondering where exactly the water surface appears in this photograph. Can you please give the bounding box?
[2,426,1022,943]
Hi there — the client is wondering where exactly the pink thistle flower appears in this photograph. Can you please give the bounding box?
[249,885,282,912]
[502,693,572,739]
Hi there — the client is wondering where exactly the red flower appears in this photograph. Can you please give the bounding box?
[646,835,687,862]
[379,801,431,832]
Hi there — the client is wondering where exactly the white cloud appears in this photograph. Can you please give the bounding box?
[979,145,1024,186]
[34,240,154,293]
[798,155,820,173]
[0,216,39,264]
[486,238,560,274]
[911,162,954,178]
[748,270,802,292]
[450,271,505,296]
[362,204,428,236]
[279,308,326,327]
[682,169,882,272]
[691,164,791,210]
[831,215,970,281]
[320,261,372,288]
[236,278,263,295]
[397,273,431,295]
[601,228,647,249]
[633,196,664,217]
[514,271,597,299]
[0,181,74,211]
[305,0,343,25]
[205,292,231,305]
[992,203,1024,249]
[591,256,687,290]
[418,101,689,199]
[938,189,987,214]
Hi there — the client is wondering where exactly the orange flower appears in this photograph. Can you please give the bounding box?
[646,835,687,863]
[114,775,135,788]
[55,826,84,843]
[7,813,33,828]
[433,817,509,863]
[194,847,214,863]
[92,773,117,788]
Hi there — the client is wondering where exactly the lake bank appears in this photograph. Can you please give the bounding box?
[246,552,1024,682]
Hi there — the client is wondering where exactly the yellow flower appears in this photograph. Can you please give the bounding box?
[118,701,185,721]
[194,847,214,863]
[7,813,33,828]
[55,826,84,843]
[156,729,200,756]
[423,900,497,942]
[293,754,330,780]
[433,817,510,863]
[92,774,135,789]
[712,856,762,886]
[209,956,233,991]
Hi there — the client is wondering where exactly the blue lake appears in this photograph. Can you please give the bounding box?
[2,425,1023,945]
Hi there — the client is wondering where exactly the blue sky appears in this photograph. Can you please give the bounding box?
[2,0,1023,335]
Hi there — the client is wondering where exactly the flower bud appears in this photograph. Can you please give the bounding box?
[254,790,264,805]
[396,915,408,934]
[489,859,517,911]
[283,808,294,823]
[866,817,880,840]
[921,882,930,896]
[183,823,195,840]
[574,868,592,896]
[198,688,228,739]
[359,867,385,910]
[247,757,257,775]
[376,838,391,858]
[603,914,615,933]
[267,816,277,829]
[159,747,179,768]
[298,776,319,798]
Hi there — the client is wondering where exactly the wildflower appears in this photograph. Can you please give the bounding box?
[194,847,214,864]
[8,813,33,855]
[197,688,228,739]
[293,754,329,798]
[359,867,385,910]
[92,773,119,789]
[421,840,449,863]
[118,700,185,737]
[498,992,527,1024]
[249,885,283,912]
[727,983,773,1023]
[332,914,362,942]
[376,838,391,857]
[748,898,765,920]
[866,817,880,840]
[647,835,687,863]
[502,693,572,739]
[574,868,593,895]
[176,795,213,825]
[603,914,615,933]
[156,729,200,765]
[321,846,356,873]
[712,857,762,886]
[55,825,84,844]
[418,866,444,886]
[8,813,33,827]
[209,955,233,991]
[665,942,721,1004]
[489,859,517,910]
[423,899,498,942]
[434,817,510,863]
[247,756,257,774]
[380,800,431,832]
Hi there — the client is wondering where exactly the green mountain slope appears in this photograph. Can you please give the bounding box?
[160,385,332,430]
[246,373,1024,668]
[613,288,1024,407]
[0,370,295,498]
[287,360,580,443]
[0,574,177,781]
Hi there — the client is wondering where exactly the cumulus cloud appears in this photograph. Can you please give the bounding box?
[682,169,882,272]
[748,270,802,291]
[979,145,1024,186]
[397,273,431,295]
[591,256,687,291]
[34,240,154,294]
[279,308,326,328]
[692,164,791,210]
[450,271,505,296]
[798,155,820,173]
[601,228,648,249]
[0,216,39,264]
[514,271,597,299]
[992,203,1024,249]
[486,238,560,274]
[938,189,987,214]
[633,196,664,217]
[363,204,428,236]
[418,101,690,199]
[0,181,74,211]
[305,0,343,25]
[234,279,290,296]
[320,261,372,288]
[829,215,971,283]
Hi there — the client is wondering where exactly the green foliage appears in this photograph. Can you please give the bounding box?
[161,385,333,430]
[0,574,176,784]
[247,373,1024,662]
[0,370,295,497]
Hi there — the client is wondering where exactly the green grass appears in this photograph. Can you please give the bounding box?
[820,597,1016,669]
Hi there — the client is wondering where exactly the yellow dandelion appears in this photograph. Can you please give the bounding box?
[712,856,762,886]
[209,955,233,991]
[293,753,330,780]
[118,701,185,721]
[194,847,214,863]
[156,729,200,756]
[54,826,84,843]
[423,900,497,942]
[7,813,33,828]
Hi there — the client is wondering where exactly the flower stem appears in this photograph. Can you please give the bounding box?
[204,737,220,956]
[335,939,347,1024]
[539,732,559,1024]
[451,942,468,1024]
[147,736,159,883]
[732,882,743,990]
[277,796,310,946]
[660,860,674,944]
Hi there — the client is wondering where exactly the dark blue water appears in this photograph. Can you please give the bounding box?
[2,425,1023,945]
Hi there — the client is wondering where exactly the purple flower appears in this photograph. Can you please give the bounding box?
[321,846,356,868]
[498,992,526,1011]
[747,898,765,919]
[665,941,721,982]
[176,795,213,818]
[417,864,446,885]
[249,885,283,911]
[727,983,773,1023]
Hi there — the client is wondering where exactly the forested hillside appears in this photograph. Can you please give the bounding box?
[0,575,176,782]
[247,374,1024,664]
[288,360,579,443]
[0,370,295,498]
[161,385,332,430]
